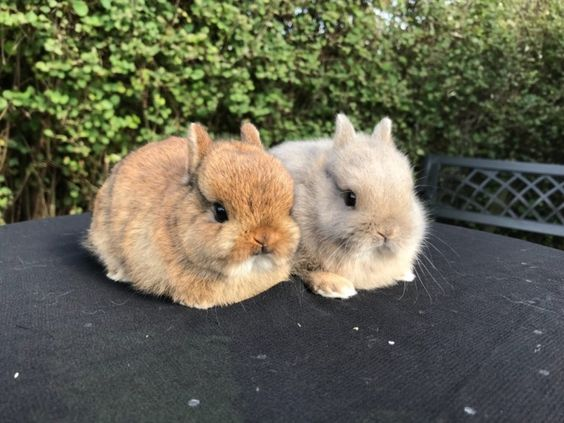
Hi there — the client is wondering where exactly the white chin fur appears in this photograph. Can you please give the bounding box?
[227,255,275,279]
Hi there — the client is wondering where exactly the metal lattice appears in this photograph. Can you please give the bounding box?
[422,155,564,237]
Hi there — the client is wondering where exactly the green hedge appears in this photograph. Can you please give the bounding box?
[1,0,563,224]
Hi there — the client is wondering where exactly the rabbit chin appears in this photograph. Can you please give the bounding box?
[347,239,398,259]
[226,255,277,279]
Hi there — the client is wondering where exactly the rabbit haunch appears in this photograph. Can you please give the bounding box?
[271,114,427,299]
[86,123,299,309]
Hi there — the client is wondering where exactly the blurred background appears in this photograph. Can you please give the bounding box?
[0,1,562,246]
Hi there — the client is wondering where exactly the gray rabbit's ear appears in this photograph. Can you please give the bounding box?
[186,123,213,174]
[371,117,393,145]
[333,113,356,148]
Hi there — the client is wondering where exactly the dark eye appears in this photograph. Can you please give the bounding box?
[212,203,228,223]
[342,190,356,207]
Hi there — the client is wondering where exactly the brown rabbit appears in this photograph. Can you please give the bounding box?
[86,123,300,309]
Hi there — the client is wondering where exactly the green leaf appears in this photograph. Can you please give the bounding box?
[191,69,205,80]
[72,1,89,17]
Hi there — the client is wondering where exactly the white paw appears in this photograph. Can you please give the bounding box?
[178,299,214,310]
[315,285,357,299]
[106,270,130,283]
[397,271,416,282]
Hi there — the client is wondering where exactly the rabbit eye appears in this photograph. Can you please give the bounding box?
[342,190,356,208]
[212,203,228,223]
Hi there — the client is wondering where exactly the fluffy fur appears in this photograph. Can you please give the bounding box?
[86,123,300,309]
[270,114,427,298]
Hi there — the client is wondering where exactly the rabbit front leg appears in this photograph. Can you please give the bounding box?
[397,269,416,282]
[396,261,417,282]
[172,286,217,309]
[106,267,131,283]
[166,273,222,309]
[169,274,264,309]
[305,271,357,299]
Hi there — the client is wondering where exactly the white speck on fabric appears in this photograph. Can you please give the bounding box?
[464,406,476,415]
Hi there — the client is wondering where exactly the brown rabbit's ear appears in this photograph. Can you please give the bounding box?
[240,122,263,148]
[187,123,213,173]
[371,117,394,145]
[333,113,356,148]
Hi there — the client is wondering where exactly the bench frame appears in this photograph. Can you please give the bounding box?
[421,155,564,237]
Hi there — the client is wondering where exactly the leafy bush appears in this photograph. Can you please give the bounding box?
[1,0,563,225]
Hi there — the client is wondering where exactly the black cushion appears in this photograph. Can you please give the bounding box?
[1,214,563,421]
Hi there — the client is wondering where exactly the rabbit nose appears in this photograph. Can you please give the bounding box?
[377,231,388,242]
[253,236,272,255]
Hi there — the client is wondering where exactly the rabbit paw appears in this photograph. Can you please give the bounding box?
[174,293,216,309]
[397,270,415,282]
[307,271,357,299]
[106,268,130,283]
[177,299,215,310]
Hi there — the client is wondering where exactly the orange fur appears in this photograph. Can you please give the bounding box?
[86,123,299,309]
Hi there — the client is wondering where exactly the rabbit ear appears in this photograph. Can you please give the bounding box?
[240,122,263,148]
[333,113,356,148]
[187,123,213,174]
[372,117,393,144]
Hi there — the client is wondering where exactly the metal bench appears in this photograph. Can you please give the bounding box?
[421,155,564,237]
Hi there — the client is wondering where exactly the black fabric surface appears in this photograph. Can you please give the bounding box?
[1,214,563,422]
